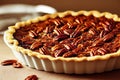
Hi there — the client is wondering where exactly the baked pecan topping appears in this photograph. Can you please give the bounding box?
[14,15,120,58]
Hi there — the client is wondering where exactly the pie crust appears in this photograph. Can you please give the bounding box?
[4,10,120,74]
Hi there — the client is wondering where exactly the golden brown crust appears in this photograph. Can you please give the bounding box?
[4,10,120,62]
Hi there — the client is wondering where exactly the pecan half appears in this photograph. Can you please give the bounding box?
[54,34,68,41]
[1,59,17,66]
[21,36,32,42]
[63,29,74,35]
[102,32,114,42]
[63,52,76,57]
[54,27,63,35]
[30,40,42,50]
[99,30,107,38]
[78,52,90,57]
[12,62,23,68]
[25,75,38,80]
[54,48,67,57]
[51,44,64,51]
[53,19,63,26]
[99,21,112,32]
[92,39,104,46]
[64,43,76,50]
[84,21,94,27]
[60,25,68,30]
[36,26,44,33]
[75,18,81,24]
[44,26,55,33]
[90,47,101,56]
[60,38,74,44]
[39,47,50,55]
[88,28,97,35]
[29,30,37,38]
[70,25,81,38]
[67,22,77,28]
[116,23,120,28]
[97,48,107,55]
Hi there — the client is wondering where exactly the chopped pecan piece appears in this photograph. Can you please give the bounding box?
[25,75,38,80]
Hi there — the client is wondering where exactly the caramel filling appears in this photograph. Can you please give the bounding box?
[14,15,120,57]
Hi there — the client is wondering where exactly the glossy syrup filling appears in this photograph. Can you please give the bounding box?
[13,15,120,57]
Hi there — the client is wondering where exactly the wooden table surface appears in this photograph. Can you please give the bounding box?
[0,35,120,80]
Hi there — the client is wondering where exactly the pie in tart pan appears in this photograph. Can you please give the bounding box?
[4,10,120,74]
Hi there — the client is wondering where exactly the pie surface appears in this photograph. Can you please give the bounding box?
[12,11,120,58]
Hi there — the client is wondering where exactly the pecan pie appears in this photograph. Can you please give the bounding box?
[4,10,120,74]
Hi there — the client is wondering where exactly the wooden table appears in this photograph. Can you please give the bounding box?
[0,35,120,80]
